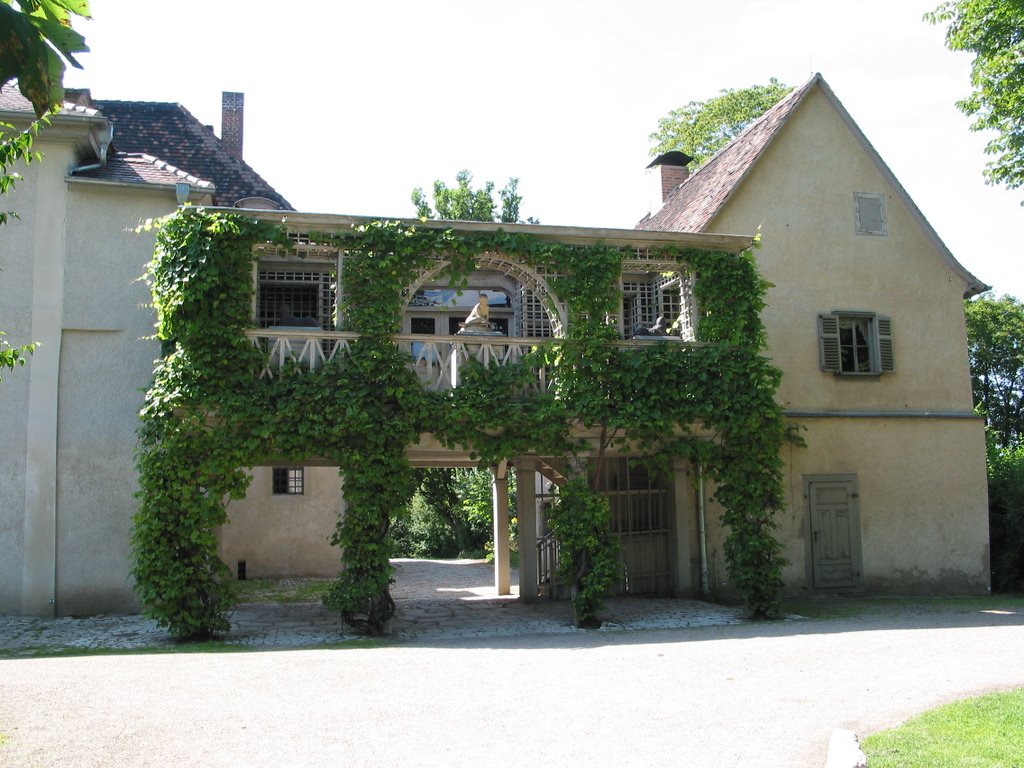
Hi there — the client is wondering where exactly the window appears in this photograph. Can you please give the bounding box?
[818,312,894,375]
[272,467,304,495]
[854,192,887,236]
[257,266,334,329]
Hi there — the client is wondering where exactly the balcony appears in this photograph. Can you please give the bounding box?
[246,329,701,393]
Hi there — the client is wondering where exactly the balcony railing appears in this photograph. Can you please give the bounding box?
[246,329,555,392]
[246,329,702,394]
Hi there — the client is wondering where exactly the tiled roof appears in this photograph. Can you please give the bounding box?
[0,81,98,116]
[92,99,292,210]
[73,153,214,189]
[0,83,291,208]
[637,75,817,232]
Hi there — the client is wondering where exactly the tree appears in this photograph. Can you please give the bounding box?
[649,78,793,167]
[964,293,1024,590]
[965,293,1024,448]
[0,0,91,118]
[411,169,536,224]
[927,1,1024,193]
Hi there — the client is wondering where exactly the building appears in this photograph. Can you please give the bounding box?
[639,73,989,594]
[0,72,990,619]
[0,85,294,615]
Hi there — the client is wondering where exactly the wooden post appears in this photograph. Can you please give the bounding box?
[492,461,510,596]
[516,461,539,603]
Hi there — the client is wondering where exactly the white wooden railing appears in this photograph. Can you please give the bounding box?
[245,329,702,394]
[245,329,556,392]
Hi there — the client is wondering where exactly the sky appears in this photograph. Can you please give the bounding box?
[63,0,1021,297]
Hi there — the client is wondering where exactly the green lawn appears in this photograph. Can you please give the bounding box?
[862,688,1024,768]
[233,578,332,604]
[781,594,1024,620]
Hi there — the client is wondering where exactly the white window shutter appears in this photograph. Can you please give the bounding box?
[819,314,841,372]
[876,315,894,372]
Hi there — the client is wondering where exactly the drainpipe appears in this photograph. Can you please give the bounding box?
[697,459,710,597]
[69,123,113,175]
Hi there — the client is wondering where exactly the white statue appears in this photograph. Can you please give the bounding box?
[459,294,496,332]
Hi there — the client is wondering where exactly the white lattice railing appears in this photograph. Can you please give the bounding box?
[246,330,704,393]
[246,330,556,392]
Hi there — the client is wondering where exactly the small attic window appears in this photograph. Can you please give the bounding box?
[854,193,886,236]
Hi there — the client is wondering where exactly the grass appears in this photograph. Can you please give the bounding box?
[234,578,332,604]
[781,594,1024,620]
[862,688,1024,767]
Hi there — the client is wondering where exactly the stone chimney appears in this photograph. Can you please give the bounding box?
[221,91,244,161]
[647,151,693,203]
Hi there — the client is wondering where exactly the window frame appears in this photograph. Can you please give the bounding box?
[854,192,887,237]
[818,311,894,376]
[271,466,305,495]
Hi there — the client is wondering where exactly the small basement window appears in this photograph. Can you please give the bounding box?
[818,312,894,375]
[854,192,887,236]
[272,467,304,495]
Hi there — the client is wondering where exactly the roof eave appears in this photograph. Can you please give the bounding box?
[225,209,757,254]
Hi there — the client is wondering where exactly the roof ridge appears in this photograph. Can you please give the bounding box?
[638,73,820,232]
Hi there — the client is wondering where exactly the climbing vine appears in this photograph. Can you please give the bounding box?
[134,208,788,639]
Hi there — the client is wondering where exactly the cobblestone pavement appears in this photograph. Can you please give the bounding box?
[0,559,746,653]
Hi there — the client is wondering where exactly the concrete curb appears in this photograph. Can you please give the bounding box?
[825,729,868,768]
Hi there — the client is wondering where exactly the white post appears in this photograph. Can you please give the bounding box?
[492,462,510,595]
[516,461,539,603]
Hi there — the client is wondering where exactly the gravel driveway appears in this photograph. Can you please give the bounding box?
[2,603,1022,767]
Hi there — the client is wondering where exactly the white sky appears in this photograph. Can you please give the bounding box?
[64,0,1021,297]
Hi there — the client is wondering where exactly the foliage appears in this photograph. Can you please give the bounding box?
[986,439,1024,591]
[649,78,793,167]
[411,169,536,224]
[0,331,36,382]
[927,1,1024,194]
[135,209,788,637]
[547,477,620,627]
[965,293,1024,447]
[862,687,1024,767]
[0,0,90,118]
[392,469,502,558]
[133,208,287,639]
[399,468,495,561]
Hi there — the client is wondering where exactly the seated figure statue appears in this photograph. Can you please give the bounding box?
[633,315,670,338]
[458,294,496,333]
[277,303,320,328]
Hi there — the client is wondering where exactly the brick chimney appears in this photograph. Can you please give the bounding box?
[221,91,244,160]
[647,151,693,202]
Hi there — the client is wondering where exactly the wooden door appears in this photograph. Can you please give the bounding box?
[806,476,862,589]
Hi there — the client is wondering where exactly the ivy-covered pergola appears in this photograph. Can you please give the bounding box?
[133,207,788,639]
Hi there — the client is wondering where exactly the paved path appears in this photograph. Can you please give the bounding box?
[2,561,1024,766]
[0,559,746,652]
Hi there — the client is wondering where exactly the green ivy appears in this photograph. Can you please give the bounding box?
[135,210,788,638]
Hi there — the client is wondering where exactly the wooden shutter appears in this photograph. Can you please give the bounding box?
[818,314,841,372]
[876,315,894,373]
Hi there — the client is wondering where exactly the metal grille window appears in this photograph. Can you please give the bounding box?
[517,286,553,337]
[819,311,894,375]
[258,267,335,330]
[272,467,304,495]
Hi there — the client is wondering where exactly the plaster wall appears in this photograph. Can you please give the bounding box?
[711,86,976,413]
[51,183,165,613]
[220,466,343,579]
[0,160,40,611]
[696,87,989,594]
[701,417,989,596]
